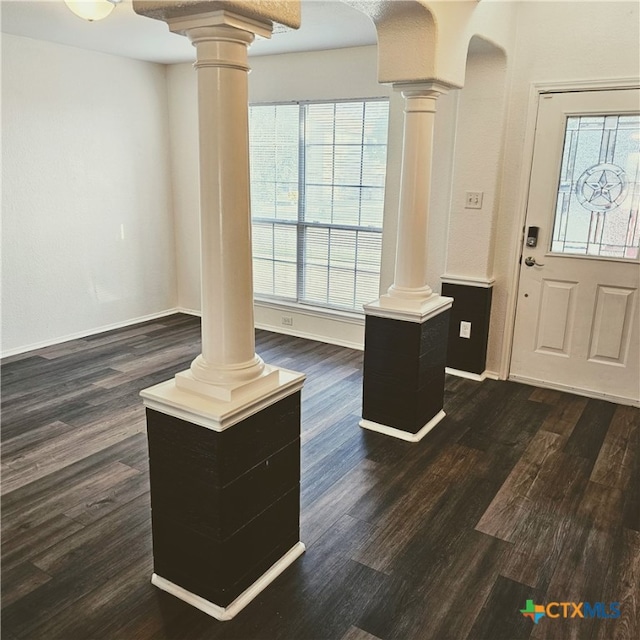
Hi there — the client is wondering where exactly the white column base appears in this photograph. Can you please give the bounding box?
[151,542,306,622]
[140,366,305,432]
[364,294,453,323]
[359,409,446,442]
[175,366,280,403]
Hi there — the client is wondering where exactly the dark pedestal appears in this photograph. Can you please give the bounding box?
[441,282,493,377]
[145,390,303,618]
[361,309,450,441]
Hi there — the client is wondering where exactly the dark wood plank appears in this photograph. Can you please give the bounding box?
[530,481,625,640]
[2,494,152,638]
[1,401,91,445]
[2,450,145,532]
[1,415,145,494]
[302,414,369,507]
[593,527,639,640]
[624,409,640,531]
[458,381,550,455]
[383,530,510,640]
[537,393,587,438]
[62,466,148,525]
[0,420,77,459]
[352,443,484,573]
[528,386,564,404]
[351,571,412,640]
[1,514,85,573]
[340,626,382,640]
[591,404,638,491]
[19,553,157,640]
[0,562,51,608]
[498,450,591,591]
[476,429,566,542]
[301,451,380,546]
[563,398,617,465]
[465,575,545,640]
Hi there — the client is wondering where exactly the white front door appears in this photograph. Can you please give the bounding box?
[510,88,640,406]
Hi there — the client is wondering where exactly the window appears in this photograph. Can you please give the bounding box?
[249,99,389,311]
[551,114,640,260]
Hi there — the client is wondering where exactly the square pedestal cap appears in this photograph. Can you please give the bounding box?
[133,1,301,30]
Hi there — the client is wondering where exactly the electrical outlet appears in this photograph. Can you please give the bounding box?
[459,321,472,339]
[281,315,293,327]
[465,191,483,209]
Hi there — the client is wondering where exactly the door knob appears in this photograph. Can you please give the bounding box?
[524,256,545,267]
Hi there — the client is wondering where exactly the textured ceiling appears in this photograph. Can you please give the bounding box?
[1,0,378,64]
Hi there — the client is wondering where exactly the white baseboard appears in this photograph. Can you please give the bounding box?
[359,410,446,442]
[176,307,201,317]
[1,308,181,359]
[508,374,639,407]
[445,368,501,382]
[151,542,306,621]
[446,367,487,382]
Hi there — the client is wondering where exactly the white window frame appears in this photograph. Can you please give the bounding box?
[249,98,390,313]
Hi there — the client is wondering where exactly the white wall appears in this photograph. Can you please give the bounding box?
[166,60,199,312]
[167,45,458,349]
[445,38,508,281]
[486,0,640,375]
[1,34,177,355]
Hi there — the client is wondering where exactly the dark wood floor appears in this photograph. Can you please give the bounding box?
[1,313,638,640]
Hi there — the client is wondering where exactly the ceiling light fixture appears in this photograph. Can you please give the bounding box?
[64,0,122,22]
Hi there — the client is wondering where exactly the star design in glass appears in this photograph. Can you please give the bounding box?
[576,163,627,212]
[585,170,620,205]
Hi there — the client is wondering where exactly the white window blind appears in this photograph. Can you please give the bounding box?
[249,99,389,311]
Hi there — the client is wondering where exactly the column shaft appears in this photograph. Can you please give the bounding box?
[387,85,448,303]
[188,26,264,385]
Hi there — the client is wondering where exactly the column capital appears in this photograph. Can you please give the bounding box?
[168,10,272,40]
[393,81,453,100]
[186,24,255,71]
[133,1,300,33]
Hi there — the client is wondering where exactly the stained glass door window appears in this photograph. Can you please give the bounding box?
[551,114,640,259]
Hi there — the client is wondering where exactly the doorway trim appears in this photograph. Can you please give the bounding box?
[499,77,640,388]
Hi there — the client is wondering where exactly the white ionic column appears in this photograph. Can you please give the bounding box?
[136,4,305,622]
[173,20,280,401]
[368,82,451,320]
